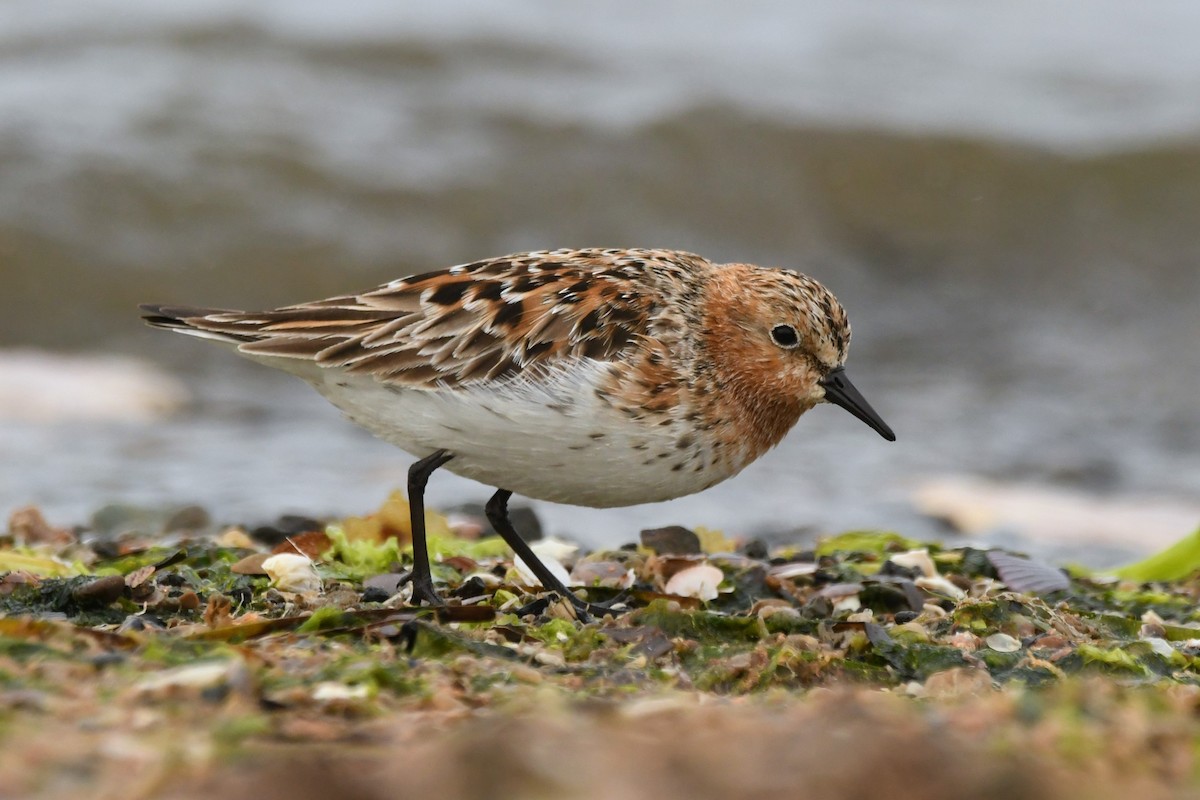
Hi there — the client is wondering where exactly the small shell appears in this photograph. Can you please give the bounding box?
[985,633,1021,653]
[464,570,504,588]
[531,537,580,563]
[768,562,819,579]
[833,595,862,613]
[889,549,938,578]
[915,575,966,600]
[514,554,573,589]
[261,553,322,594]
[312,682,370,702]
[571,560,636,589]
[664,564,724,601]
[135,660,244,696]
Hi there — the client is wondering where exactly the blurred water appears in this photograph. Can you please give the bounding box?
[1,2,1198,558]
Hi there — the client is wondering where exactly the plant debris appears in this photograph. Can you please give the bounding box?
[3,499,1200,798]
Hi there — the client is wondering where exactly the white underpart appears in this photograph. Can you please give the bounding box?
[256,353,727,508]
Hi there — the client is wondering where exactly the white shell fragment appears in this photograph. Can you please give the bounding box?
[135,660,244,696]
[985,633,1021,653]
[664,564,724,601]
[1144,637,1176,659]
[833,595,862,613]
[570,560,637,589]
[915,575,966,600]
[312,682,370,702]
[530,537,580,563]
[261,553,322,594]
[890,549,938,579]
[514,553,573,589]
[768,562,819,579]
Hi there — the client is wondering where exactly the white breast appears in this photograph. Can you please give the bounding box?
[304,359,740,508]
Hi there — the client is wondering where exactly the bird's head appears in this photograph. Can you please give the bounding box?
[704,264,895,442]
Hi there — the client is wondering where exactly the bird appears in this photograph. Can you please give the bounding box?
[141,248,895,619]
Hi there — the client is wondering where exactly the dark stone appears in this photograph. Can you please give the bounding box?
[360,586,392,604]
[362,573,405,597]
[893,610,920,624]
[201,684,231,704]
[89,652,126,668]
[739,539,769,560]
[633,631,675,660]
[71,575,126,607]
[89,540,122,559]
[879,560,922,580]
[449,576,488,600]
[802,595,834,619]
[163,505,210,533]
[860,582,919,614]
[514,597,551,617]
[249,515,326,548]
[227,580,254,607]
[639,525,702,555]
[118,614,166,632]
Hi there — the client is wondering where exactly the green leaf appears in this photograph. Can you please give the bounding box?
[1111,526,1200,582]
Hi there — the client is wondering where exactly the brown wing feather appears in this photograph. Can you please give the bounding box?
[228,249,670,388]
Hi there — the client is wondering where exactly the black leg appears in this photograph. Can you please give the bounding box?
[407,449,454,606]
[485,489,592,623]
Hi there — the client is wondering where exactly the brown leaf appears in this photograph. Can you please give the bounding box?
[124,564,156,589]
[440,555,479,574]
[272,530,333,560]
[204,593,233,628]
[231,553,271,575]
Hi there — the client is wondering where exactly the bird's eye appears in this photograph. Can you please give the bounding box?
[770,324,800,349]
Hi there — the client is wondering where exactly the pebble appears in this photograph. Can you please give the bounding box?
[640,525,702,555]
[71,575,126,606]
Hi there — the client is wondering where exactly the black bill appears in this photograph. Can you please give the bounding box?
[819,367,896,442]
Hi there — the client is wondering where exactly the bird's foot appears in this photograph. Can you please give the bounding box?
[409,579,445,609]
[560,593,624,624]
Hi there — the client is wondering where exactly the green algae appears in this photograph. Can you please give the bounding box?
[296,605,355,634]
[630,600,766,643]
[872,639,970,680]
[0,548,87,577]
[523,618,609,661]
[815,530,921,558]
[321,525,513,580]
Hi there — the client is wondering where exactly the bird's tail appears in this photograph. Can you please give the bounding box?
[138,304,261,345]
